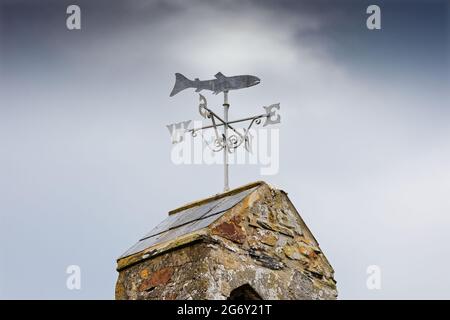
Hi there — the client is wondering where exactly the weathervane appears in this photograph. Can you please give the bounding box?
[167,72,281,192]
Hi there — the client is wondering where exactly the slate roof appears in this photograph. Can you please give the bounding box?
[119,182,261,259]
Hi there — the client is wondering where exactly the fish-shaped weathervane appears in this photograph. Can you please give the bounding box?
[167,71,280,192]
[170,72,260,96]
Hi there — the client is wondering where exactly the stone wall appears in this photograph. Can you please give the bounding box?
[116,182,338,300]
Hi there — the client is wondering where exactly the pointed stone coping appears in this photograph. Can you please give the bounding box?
[116,181,266,271]
[168,181,265,215]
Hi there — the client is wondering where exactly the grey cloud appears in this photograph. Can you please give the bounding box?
[0,0,449,299]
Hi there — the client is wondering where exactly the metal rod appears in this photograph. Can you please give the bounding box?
[188,114,268,133]
[223,91,229,192]
[197,105,244,138]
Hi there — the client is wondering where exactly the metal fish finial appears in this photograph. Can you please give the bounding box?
[170,72,260,97]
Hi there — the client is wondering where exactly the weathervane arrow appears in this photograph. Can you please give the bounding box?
[167,72,280,192]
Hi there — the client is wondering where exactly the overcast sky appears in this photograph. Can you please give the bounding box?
[0,0,449,299]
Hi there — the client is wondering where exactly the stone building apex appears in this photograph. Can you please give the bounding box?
[116,181,338,300]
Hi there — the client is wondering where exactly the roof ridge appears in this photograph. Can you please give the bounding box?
[168,181,267,215]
